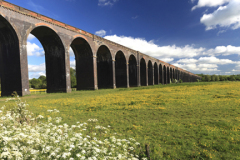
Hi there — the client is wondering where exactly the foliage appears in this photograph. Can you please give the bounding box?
[179,79,183,83]
[199,74,240,82]
[29,76,46,89]
[70,68,77,88]
[205,75,211,82]
[0,97,144,159]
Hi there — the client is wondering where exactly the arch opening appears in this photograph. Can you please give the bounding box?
[173,69,175,81]
[148,61,153,85]
[0,15,22,96]
[97,45,113,89]
[159,64,163,84]
[167,66,170,84]
[140,58,147,86]
[129,55,137,87]
[30,26,66,93]
[163,65,167,84]
[70,37,94,90]
[154,62,158,85]
[115,51,127,88]
[170,68,173,83]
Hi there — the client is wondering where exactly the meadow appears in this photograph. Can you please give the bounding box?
[1,81,240,159]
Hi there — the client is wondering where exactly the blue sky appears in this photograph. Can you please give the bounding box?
[6,0,240,78]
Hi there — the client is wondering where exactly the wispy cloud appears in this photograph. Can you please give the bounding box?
[132,16,139,19]
[98,0,118,6]
[95,29,107,37]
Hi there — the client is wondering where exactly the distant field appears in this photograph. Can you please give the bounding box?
[1,82,240,159]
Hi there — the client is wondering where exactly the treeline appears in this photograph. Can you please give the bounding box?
[29,68,77,89]
[197,74,240,82]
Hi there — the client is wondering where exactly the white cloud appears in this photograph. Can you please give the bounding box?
[95,30,107,37]
[69,47,74,57]
[27,34,36,41]
[173,63,219,72]
[192,0,231,10]
[161,58,174,63]
[27,41,44,56]
[175,56,237,73]
[193,0,240,30]
[70,60,76,69]
[205,45,240,56]
[198,56,235,64]
[28,63,45,72]
[104,35,205,59]
[29,72,46,79]
[98,0,118,6]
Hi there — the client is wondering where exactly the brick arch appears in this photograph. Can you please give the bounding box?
[0,14,23,96]
[96,45,113,89]
[26,24,67,93]
[148,60,153,85]
[115,51,127,88]
[70,36,95,90]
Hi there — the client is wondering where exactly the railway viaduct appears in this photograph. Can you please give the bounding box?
[0,0,201,96]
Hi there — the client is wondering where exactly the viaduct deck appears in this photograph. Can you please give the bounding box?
[0,0,201,96]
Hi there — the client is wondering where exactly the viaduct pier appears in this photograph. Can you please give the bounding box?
[0,0,201,96]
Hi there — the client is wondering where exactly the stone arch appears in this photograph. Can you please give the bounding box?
[70,37,94,90]
[173,68,175,80]
[170,67,173,83]
[140,58,147,86]
[0,15,22,96]
[167,66,170,84]
[97,45,113,89]
[154,62,158,85]
[163,65,167,84]
[159,64,163,84]
[148,60,153,85]
[129,54,137,87]
[29,25,66,93]
[115,51,127,88]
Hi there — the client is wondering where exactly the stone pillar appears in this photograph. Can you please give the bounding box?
[126,62,130,88]
[65,47,72,93]
[112,60,116,89]
[146,66,148,86]
[93,56,98,90]
[152,67,155,85]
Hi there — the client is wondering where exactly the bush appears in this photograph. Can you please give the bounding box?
[179,79,183,83]
[0,97,144,159]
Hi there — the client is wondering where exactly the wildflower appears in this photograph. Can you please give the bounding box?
[37,115,44,119]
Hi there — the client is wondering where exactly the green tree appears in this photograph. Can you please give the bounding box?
[205,75,211,82]
[38,75,47,89]
[29,78,41,89]
[70,68,77,88]
[211,75,216,81]
[219,75,224,81]
[229,75,236,81]
[215,75,219,81]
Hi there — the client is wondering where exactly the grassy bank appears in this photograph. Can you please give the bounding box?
[1,82,240,159]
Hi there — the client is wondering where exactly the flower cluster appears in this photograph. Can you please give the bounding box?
[0,98,143,159]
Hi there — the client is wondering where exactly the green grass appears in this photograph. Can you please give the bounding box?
[1,81,240,159]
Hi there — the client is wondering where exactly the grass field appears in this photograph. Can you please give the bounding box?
[1,82,240,159]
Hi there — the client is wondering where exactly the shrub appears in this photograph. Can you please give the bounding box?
[179,79,183,83]
[0,97,144,159]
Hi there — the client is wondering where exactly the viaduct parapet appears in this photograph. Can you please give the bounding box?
[0,0,201,96]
